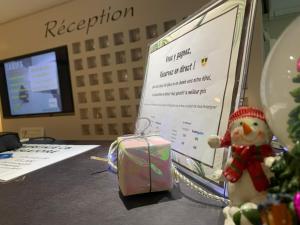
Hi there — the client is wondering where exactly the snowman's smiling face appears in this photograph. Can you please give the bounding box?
[229,117,272,146]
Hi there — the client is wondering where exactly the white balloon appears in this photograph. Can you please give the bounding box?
[261,16,300,150]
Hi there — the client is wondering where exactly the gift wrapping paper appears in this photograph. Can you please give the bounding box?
[117,135,172,196]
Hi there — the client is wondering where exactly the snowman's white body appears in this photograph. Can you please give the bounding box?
[226,161,269,206]
[208,115,273,225]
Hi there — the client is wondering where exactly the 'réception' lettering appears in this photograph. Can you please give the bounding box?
[45,6,134,38]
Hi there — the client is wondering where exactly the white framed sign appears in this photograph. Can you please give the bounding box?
[137,0,257,195]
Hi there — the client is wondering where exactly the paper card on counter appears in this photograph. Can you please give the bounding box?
[0,144,99,182]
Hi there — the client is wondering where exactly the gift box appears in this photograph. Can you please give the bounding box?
[117,135,172,196]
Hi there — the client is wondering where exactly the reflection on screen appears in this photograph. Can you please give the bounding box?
[4,52,62,115]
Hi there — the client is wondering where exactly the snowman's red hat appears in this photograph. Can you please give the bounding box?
[220,107,267,146]
[228,107,266,129]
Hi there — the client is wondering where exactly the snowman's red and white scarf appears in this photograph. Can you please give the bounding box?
[222,144,273,192]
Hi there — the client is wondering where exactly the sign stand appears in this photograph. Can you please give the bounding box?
[137,0,258,198]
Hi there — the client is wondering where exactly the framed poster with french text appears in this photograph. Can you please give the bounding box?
[137,0,257,196]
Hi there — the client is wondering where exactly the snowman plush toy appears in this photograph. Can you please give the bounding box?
[208,107,274,224]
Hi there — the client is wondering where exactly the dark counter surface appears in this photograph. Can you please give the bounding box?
[0,141,224,225]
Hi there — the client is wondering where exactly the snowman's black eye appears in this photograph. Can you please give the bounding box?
[253,122,258,126]
[240,122,243,126]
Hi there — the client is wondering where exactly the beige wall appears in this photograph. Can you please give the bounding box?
[0,0,265,140]
[0,0,215,140]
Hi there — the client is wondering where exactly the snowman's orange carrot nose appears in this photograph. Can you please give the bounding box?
[242,123,252,135]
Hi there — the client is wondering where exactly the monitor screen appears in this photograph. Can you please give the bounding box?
[0,46,74,118]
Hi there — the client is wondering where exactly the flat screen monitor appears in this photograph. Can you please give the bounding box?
[0,46,74,118]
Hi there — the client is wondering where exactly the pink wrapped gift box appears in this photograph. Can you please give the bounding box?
[117,135,172,196]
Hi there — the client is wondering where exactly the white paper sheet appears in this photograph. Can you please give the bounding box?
[0,144,99,182]
[138,7,238,166]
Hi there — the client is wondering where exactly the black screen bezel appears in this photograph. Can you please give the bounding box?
[0,45,74,118]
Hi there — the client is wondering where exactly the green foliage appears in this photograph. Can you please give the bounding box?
[292,74,300,83]
[267,70,300,224]
[288,105,300,142]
